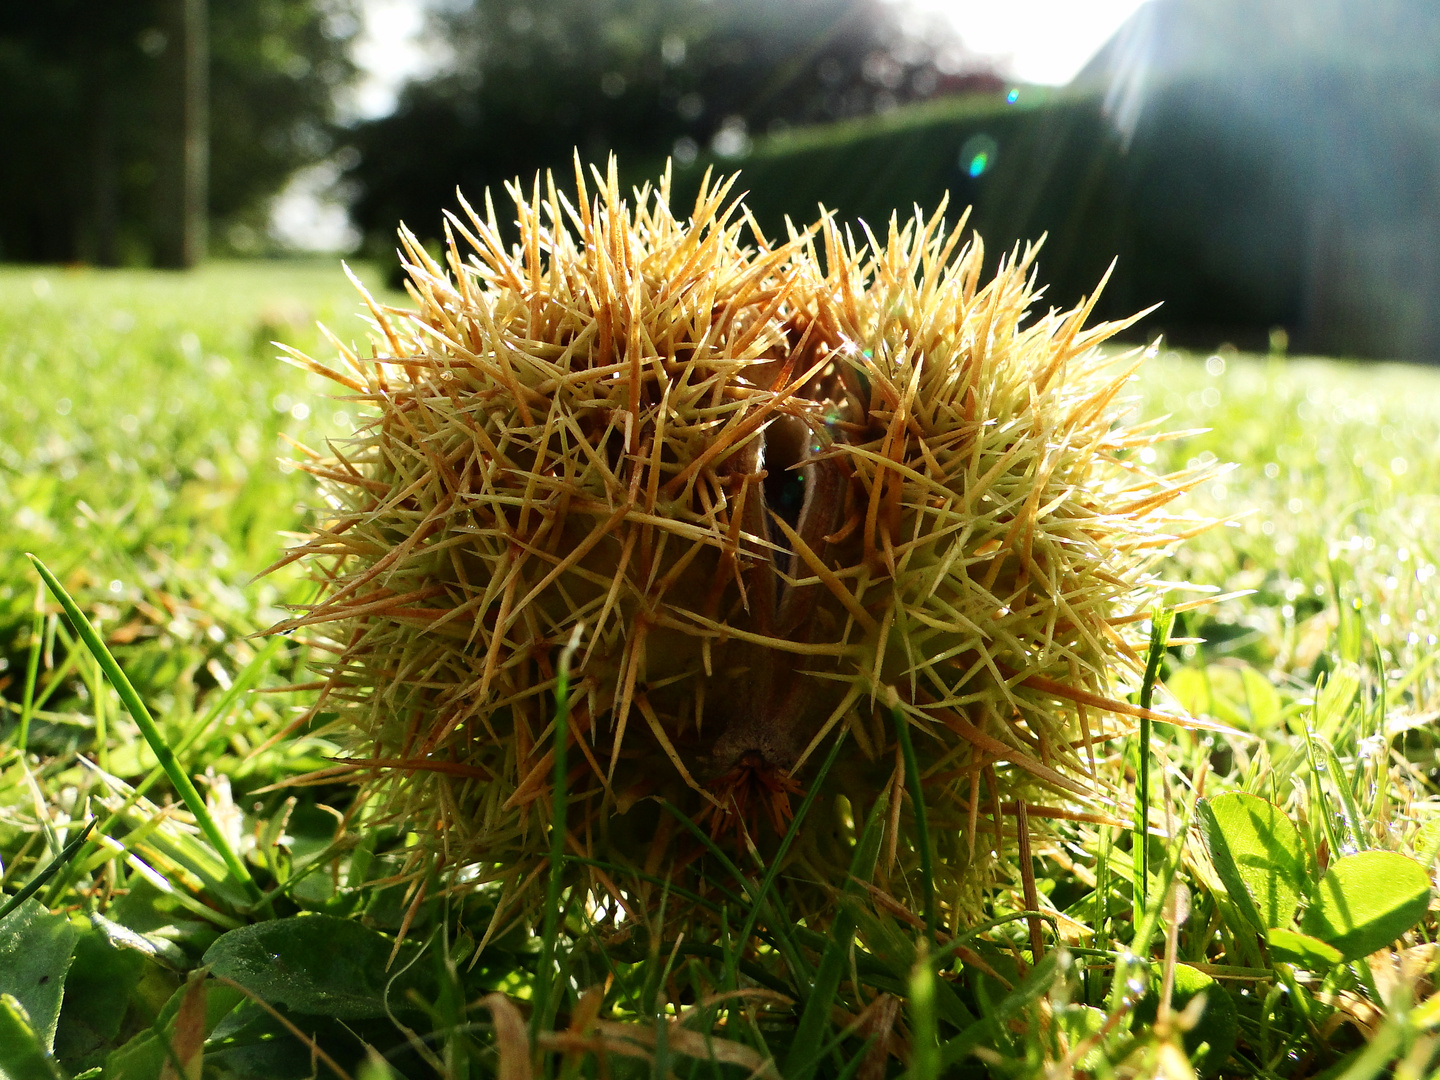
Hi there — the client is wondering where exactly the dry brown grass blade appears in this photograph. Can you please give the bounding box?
[1015,800,1045,965]
[480,993,534,1080]
[157,972,207,1080]
[548,1016,777,1074]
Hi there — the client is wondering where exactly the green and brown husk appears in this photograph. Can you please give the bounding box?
[273,159,1213,945]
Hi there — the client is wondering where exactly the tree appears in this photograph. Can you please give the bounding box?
[0,0,359,265]
[208,0,361,251]
[346,0,995,252]
[152,0,208,268]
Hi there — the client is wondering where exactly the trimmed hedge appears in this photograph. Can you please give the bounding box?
[663,80,1439,362]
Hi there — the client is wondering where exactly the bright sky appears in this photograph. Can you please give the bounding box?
[910,0,1150,84]
[348,0,435,120]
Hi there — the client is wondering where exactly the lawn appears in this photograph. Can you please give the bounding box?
[0,261,396,771]
[2,256,1439,1079]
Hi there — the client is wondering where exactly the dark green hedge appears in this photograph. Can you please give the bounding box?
[661,79,1439,362]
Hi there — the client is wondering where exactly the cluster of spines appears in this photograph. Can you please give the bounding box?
[270,159,1214,942]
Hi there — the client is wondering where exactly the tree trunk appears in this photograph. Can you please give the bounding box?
[153,0,208,268]
[90,68,119,267]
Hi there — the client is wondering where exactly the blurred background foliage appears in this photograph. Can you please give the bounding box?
[0,0,358,266]
[3,0,1440,360]
[345,0,993,252]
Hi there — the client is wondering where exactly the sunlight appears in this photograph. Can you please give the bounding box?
[901,0,1151,84]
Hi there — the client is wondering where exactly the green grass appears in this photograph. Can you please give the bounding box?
[0,260,398,768]
[3,262,1440,1079]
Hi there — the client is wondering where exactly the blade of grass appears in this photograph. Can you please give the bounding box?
[1300,689,1344,862]
[1323,1019,1403,1080]
[1090,822,1113,1004]
[1367,639,1394,839]
[0,818,95,923]
[932,951,1060,1071]
[640,877,675,1018]
[891,702,935,943]
[1390,646,1439,699]
[649,921,684,1080]
[831,1038,874,1080]
[23,616,84,719]
[733,728,849,974]
[185,637,291,753]
[908,941,940,1080]
[16,579,43,752]
[26,555,262,905]
[1317,735,1369,853]
[1134,607,1174,911]
[611,936,795,997]
[1109,779,1193,1014]
[785,1027,879,1080]
[658,799,808,987]
[841,906,979,1031]
[45,635,287,905]
[718,906,750,1053]
[533,625,582,1050]
[658,735,852,990]
[783,791,890,1080]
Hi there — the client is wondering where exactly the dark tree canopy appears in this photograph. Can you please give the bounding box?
[209,0,360,246]
[0,0,359,265]
[347,0,995,252]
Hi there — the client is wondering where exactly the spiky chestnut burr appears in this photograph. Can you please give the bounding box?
[272,160,1212,945]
